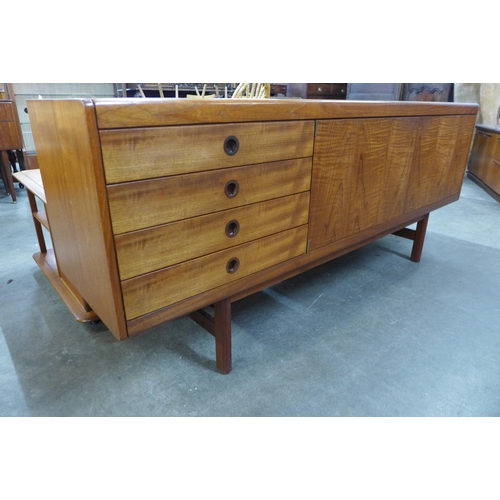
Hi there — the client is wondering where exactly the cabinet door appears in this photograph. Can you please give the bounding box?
[309,115,475,250]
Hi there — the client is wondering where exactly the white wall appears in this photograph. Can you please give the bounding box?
[11,83,116,151]
[454,83,500,126]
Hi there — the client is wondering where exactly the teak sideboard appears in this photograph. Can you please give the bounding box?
[25,98,478,373]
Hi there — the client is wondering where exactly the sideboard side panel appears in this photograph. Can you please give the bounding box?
[28,99,127,339]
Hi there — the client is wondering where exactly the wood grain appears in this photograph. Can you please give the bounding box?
[100,120,314,183]
[0,101,23,149]
[308,115,476,250]
[115,192,310,280]
[108,157,312,234]
[94,98,478,129]
[121,225,308,320]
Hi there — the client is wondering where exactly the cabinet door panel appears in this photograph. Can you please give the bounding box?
[309,115,475,250]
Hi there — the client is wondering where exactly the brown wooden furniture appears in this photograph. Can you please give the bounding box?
[346,84,453,102]
[25,98,477,373]
[286,84,347,100]
[467,124,500,203]
[0,99,25,203]
[401,83,453,102]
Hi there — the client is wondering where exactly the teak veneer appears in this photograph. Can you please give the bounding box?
[25,98,478,373]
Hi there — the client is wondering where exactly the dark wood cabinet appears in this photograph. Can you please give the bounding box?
[401,83,453,102]
[305,83,347,99]
[467,124,500,202]
[346,83,453,102]
[0,99,25,202]
[285,83,347,100]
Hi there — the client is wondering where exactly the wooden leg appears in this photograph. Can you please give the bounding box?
[1,150,17,202]
[410,214,429,263]
[392,213,430,263]
[213,298,232,374]
[189,297,232,374]
[27,190,47,253]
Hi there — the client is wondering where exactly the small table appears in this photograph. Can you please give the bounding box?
[12,169,99,322]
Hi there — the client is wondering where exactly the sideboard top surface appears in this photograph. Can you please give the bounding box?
[86,98,479,129]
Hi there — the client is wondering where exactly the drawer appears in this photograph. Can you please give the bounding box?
[307,83,332,97]
[492,134,500,161]
[330,83,347,97]
[115,192,310,280]
[121,225,308,320]
[108,157,312,234]
[270,84,287,95]
[482,157,500,194]
[100,120,314,183]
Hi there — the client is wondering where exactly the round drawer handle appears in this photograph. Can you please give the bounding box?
[224,135,239,156]
[224,179,239,198]
[225,219,240,238]
[226,257,240,274]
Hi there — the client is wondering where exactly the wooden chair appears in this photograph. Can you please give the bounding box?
[231,83,270,99]
[186,84,216,99]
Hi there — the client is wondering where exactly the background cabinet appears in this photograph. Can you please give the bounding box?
[346,83,453,102]
[284,83,347,100]
[467,125,500,202]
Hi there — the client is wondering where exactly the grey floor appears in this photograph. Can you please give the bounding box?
[1,175,499,417]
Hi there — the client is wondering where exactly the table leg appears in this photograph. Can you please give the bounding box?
[189,297,232,374]
[392,213,430,263]
[409,214,429,263]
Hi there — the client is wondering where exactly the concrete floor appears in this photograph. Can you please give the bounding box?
[1,175,499,417]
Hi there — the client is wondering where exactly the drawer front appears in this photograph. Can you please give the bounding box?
[115,192,310,280]
[121,225,308,320]
[100,120,314,183]
[482,157,500,194]
[492,134,500,161]
[330,83,347,97]
[108,157,312,234]
[307,83,332,97]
